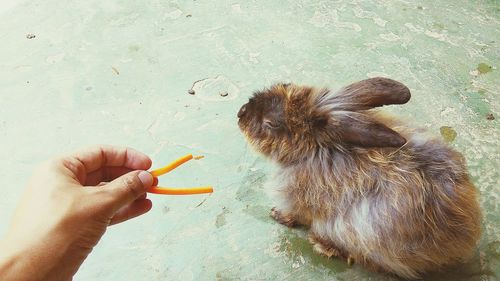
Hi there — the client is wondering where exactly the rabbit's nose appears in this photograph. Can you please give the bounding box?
[238,104,247,118]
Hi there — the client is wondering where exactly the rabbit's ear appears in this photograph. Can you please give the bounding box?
[326,77,411,111]
[331,114,406,148]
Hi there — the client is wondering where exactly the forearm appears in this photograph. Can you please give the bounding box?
[0,240,41,281]
[0,244,20,281]
[0,234,87,281]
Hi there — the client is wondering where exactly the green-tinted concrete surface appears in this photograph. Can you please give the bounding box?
[0,1,498,280]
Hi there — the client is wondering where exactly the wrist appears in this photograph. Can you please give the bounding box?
[0,228,86,281]
[0,239,27,281]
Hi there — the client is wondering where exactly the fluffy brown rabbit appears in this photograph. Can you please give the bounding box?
[237,77,481,279]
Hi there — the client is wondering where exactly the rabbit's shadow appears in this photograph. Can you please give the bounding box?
[277,228,496,281]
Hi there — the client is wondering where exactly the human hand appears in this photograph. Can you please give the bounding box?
[0,145,154,281]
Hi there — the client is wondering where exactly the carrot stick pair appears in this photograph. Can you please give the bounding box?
[148,154,213,195]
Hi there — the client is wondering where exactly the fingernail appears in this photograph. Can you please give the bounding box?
[138,171,153,188]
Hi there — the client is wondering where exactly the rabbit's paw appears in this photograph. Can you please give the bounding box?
[347,255,355,266]
[270,207,297,227]
[308,233,341,258]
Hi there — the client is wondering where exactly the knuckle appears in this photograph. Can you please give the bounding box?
[47,157,65,169]
[34,157,65,176]
[58,156,76,168]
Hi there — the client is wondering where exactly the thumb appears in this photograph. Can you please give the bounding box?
[103,170,153,211]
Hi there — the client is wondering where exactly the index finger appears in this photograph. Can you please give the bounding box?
[73,145,152,174]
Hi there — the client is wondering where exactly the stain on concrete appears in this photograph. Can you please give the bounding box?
[477,63,493,74]
[215,207,230,228]
[440,126,457,143]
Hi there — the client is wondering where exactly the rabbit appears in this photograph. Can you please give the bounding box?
[237,77,481,279]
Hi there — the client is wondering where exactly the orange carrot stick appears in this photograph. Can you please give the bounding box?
[148,154,213,196]
[148,186,213,195]
[150,154,194,177]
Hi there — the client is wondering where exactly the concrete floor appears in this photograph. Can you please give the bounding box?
[0,0,498,280]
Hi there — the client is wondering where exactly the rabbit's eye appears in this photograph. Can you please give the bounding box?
[263,119,281,130]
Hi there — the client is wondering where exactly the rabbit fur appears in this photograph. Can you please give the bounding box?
[237,77,481,279]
